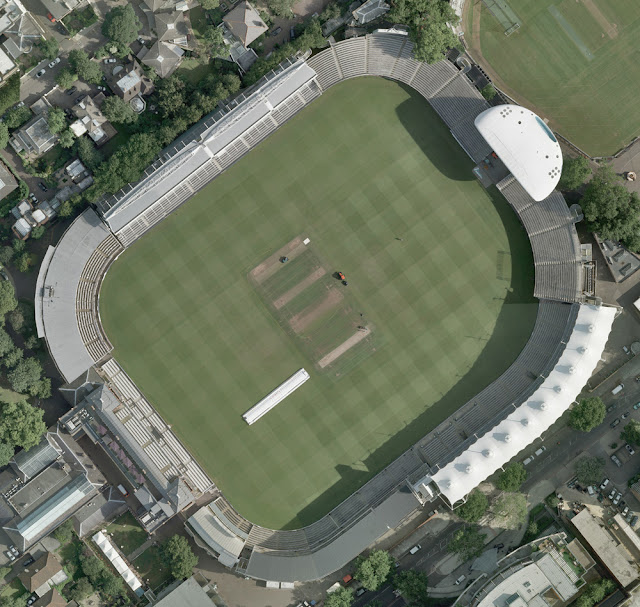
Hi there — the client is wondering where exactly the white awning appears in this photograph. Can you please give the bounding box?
[433,303,616,505]
[475,105,562,201]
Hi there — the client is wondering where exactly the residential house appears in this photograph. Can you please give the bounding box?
[39,0,82,22]
[0,160,17,200]
[9,100,56,157]
[352,0,390,24]
[154,9,194,50]
[108,59,154,103]
[11,196,49,240]
[142,0,186,12]
[2,11,43,60]
[69,93,116,147]
[31,589,67,607]
[17,552,68,597]
[140,40,183,78]
[221,1,266,72]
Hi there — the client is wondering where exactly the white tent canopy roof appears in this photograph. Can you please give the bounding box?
[475,105,562,201]
[432,304,616,505]
[93,531,142,593]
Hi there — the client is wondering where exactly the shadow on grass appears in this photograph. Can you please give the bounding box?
[284,187,539,529]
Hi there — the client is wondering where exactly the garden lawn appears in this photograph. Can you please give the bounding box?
[106,512,147,557]
[467,0,640,155]
[100,77,537,529]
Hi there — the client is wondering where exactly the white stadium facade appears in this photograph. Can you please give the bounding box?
[35,30,615,582]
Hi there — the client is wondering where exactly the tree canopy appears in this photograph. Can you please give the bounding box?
[58,128,76,149]
[559,156,591,191]
[456,490,488,523]
[3,106,31,130]
[575,456,605,485]
[199,0,220,8]
[448,526,486,562]
[393,570,429,607]
[388,0,458,63]
[267,0,295,16]
[68,49,103,85]
[324,587,353,607]
[491,492,527,530]
[7,357,44,394]
[497,462,527,492]
[575,579,615,607]
[621,419,640,445]
[0,74,20,116]
[76,136,103,171]
[569,397,606,432]
[47,107,67,134]
[0,280,17,318]
[0,400,46,451]
[0,123,8,149]
[102,5,141,44]
[581,164,640,251]
[161,535,198,580]
[56,68,78,90]
[101,95,138,124]
[354,550,394,591]
[37,37,59,60]
[202,25,226,57]
[0,442,13,467]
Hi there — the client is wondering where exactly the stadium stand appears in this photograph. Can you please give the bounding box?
[36,30,601,582]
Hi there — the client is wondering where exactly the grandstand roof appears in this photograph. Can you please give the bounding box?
[35,209,111,383]
[475,105,562,201]
[188,504,246,567]
[432,303,616,506]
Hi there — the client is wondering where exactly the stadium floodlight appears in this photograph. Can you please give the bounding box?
[243,368,310,425]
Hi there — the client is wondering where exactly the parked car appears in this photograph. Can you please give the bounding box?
[46,12,55,22]
[611,454,623,467]
[611,418,621,428]
[607,404,616,413]
[631,515,638,527]
[534,446,547,456]
[614,492,623,505]
[623,345,630,354]
[9,545,18,556]
[104,58,117,64]
[16,101,24,108]
[97,85,106,92]
[600,478,610,490]
[455,575,466,586]
[622,411,631,419]
[26,595,37,606]
[622,506,630,516]
[38,182,48,192]
[493,543,504,549]
[4,550,15,561]
[634,402,640,410]
[355,588,366,597]
[608,488,616,500]
[626,444,636,455]
[66,85,77,95]
[22,556,34,566]
[271,26,282,36]
[409,544,421,555]
[75,95,84,104]
[48,57,60,68]
[35,68,45,78]
[290,26,295,39]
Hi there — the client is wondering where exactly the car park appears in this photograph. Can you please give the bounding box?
[626,444,635,455]
[611,454,622,467]
[600,478,610,490]
[48,57,60,68]
[35,68,45,77]
[611,418,621,428]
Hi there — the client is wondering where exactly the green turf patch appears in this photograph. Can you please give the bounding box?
[106,512,147,557]
[473,0,640,155]
[100,77,537,529]
[131,546,171,592]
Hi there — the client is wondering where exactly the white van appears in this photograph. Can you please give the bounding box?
[523,455,535,466]
[409,544,422,555]
[455,575,466,585]
[612,384,624,395]
[534,446,546,457]
[117,484,129,497]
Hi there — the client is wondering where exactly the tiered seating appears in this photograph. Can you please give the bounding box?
[390,39,421,85]
[271,93,306,125]
[429,74,490,127]
[366,32,405,76]
[530,227,580,265]
[534,264,582,303]
[410,61,458,100]
[306,48,342,89]
[334,37,367,79]
[450,121,493,164]
[215,139,250,170]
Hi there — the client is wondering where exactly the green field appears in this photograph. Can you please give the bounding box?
[467,0,640,155]
[100,77,537,529]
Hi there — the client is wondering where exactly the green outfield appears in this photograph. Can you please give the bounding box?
[467,0,640,155]
[100,77,537,530]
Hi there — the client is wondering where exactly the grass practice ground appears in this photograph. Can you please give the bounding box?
[100,77,537,529]
[466,0,640,155]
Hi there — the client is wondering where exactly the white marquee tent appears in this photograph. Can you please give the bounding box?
[93,531,143,595]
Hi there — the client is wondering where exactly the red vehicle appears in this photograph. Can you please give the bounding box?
[47,12,56,22]
[338,271,346,280]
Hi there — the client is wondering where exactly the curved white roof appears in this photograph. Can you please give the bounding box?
[432,303,616,506]
[475,105,562,201]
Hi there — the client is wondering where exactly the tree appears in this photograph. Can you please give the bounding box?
[0,246,11,266]
[448,526,486,562]
[575,456,605,485]
[53,519,75,545]
[101,95,138,124]
[3,106,31,129]
[37,37,59,60]
[526,521,538,537]
[267,0,295,16]
[68,50,103,85]
[16,252,31,274]
[569,397,606,432]
[102,5,141,44]
[0,280,17,317]
[8,308,23,332]
[202,25,226,57]
[161,535,198,580]
[7,357,43,394]
[621,419,640,445]
[393,570,429,607]
[68,578,93,602]
[0,123,8,149]
[456,490,488,523]
[491,492,527,530]
[31,378,51,399]
[324,587,353,607]
[56,68,78,90]
[575,579,616,607]
[80,552,105,581]
[354,550,394,591]
[0,327,13,356]
[388,0,458,64]
[57,200,73,218]
[98,570,124,597]
[559,156,591,191]
[12,239,24,254]
[3,346,22,369]
[76,136,102,171]
[581,164,640,251]
[0,565,10,579]
[47,107,66,134]
[199,0,219,8]
[0,399,46,450]
[156,75,187,118]
[0,443,13,467]
[58,128,76,149]
[481,84,497,100]
[0,73,20,116]
[497,462,527,492]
